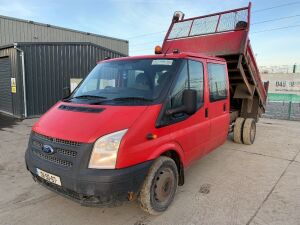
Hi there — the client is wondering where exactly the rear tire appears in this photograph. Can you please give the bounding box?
[139,156,178,215]
[242,118,256,145]
[233,117,245,144]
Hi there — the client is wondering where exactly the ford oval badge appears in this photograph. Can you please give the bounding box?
[42,145,55,154]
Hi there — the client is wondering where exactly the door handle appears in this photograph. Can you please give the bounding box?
[223,103,226,112]
[205,108,208,118]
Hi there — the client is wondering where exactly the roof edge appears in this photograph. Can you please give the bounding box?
[0,14,128,44]
[0,44,15,50]
[1,42,127,57]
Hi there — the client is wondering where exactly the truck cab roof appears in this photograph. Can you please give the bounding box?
[98,52,226,64]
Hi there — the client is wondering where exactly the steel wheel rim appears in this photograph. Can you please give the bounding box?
[153,167,175,205]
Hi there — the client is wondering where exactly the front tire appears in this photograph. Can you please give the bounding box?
[139,156,178,215]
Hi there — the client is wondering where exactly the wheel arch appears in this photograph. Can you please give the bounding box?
[146,142,185,186]
[160,150,185,186]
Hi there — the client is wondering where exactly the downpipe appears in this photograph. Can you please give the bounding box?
[14,43,27,118]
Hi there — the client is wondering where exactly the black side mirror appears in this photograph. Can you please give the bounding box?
[63,87,71,99]
[166,89,197,116]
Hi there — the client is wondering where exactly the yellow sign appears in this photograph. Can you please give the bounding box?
[11,78,17,93]
[11,86,16,93]
[11,78,16,87]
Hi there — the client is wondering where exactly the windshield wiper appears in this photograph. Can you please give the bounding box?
[110,97,153,102]
[63,95,107,102]
[82,96,153,105]
[73,95,107,99]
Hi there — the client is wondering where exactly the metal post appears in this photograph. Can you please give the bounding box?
[14,44,27,118]
[288,101,292,120]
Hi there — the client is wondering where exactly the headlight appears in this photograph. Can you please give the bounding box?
[88,129,128,169]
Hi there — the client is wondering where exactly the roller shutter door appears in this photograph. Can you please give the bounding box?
[0,57,13,114]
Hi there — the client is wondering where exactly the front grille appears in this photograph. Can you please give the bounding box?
[34,132,81,147]
[32,140,43,148]
[56,148,77,157]
[32,139,77,158]
[32,149,73,168]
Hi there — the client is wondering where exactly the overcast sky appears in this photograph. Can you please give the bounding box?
[0,0,299,66]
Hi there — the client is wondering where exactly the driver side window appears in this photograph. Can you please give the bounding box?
[170,59,204,110]
[170,62,189,109]
[159,59,204,126]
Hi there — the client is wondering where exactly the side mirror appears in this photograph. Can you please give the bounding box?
[63,87,71,99]
[166,89,197,116]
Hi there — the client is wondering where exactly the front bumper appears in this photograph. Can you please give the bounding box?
[25,133,153,206]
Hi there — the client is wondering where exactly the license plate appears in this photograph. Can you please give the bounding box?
[36,168,61,186]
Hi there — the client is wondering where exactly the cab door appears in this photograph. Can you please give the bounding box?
[205,61,230,151]
[158,59,210,166]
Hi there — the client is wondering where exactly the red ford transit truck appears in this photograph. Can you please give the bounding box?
[25,4,267,214]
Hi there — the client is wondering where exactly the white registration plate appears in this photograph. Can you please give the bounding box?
[36,168,61,186]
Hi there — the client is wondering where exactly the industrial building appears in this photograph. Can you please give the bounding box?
[0,15,128,118]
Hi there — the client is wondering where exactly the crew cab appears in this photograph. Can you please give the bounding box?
[25,4,266,214]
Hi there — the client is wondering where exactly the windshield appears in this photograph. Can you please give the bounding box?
[71,59,182,105]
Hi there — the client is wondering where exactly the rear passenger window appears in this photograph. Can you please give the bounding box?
[207,63,227,101]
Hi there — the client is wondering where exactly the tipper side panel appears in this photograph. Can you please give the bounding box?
[162,6,250,56]
[162,3,267,120]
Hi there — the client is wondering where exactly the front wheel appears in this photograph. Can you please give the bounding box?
[139,156,178,215]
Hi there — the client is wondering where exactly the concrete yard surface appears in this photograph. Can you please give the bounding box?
[0,116,299,225]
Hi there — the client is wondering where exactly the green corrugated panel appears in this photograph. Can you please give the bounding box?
[268,93,300,102]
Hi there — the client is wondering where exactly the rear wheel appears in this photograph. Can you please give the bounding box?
[233,117,245,144]
[242,118,256,145]
[139,156,178,215]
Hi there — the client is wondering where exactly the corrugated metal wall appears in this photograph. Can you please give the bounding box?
[0,15,128,55]
[0,47,24,117]
[0,57,13,114]
[18,42,124,117]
